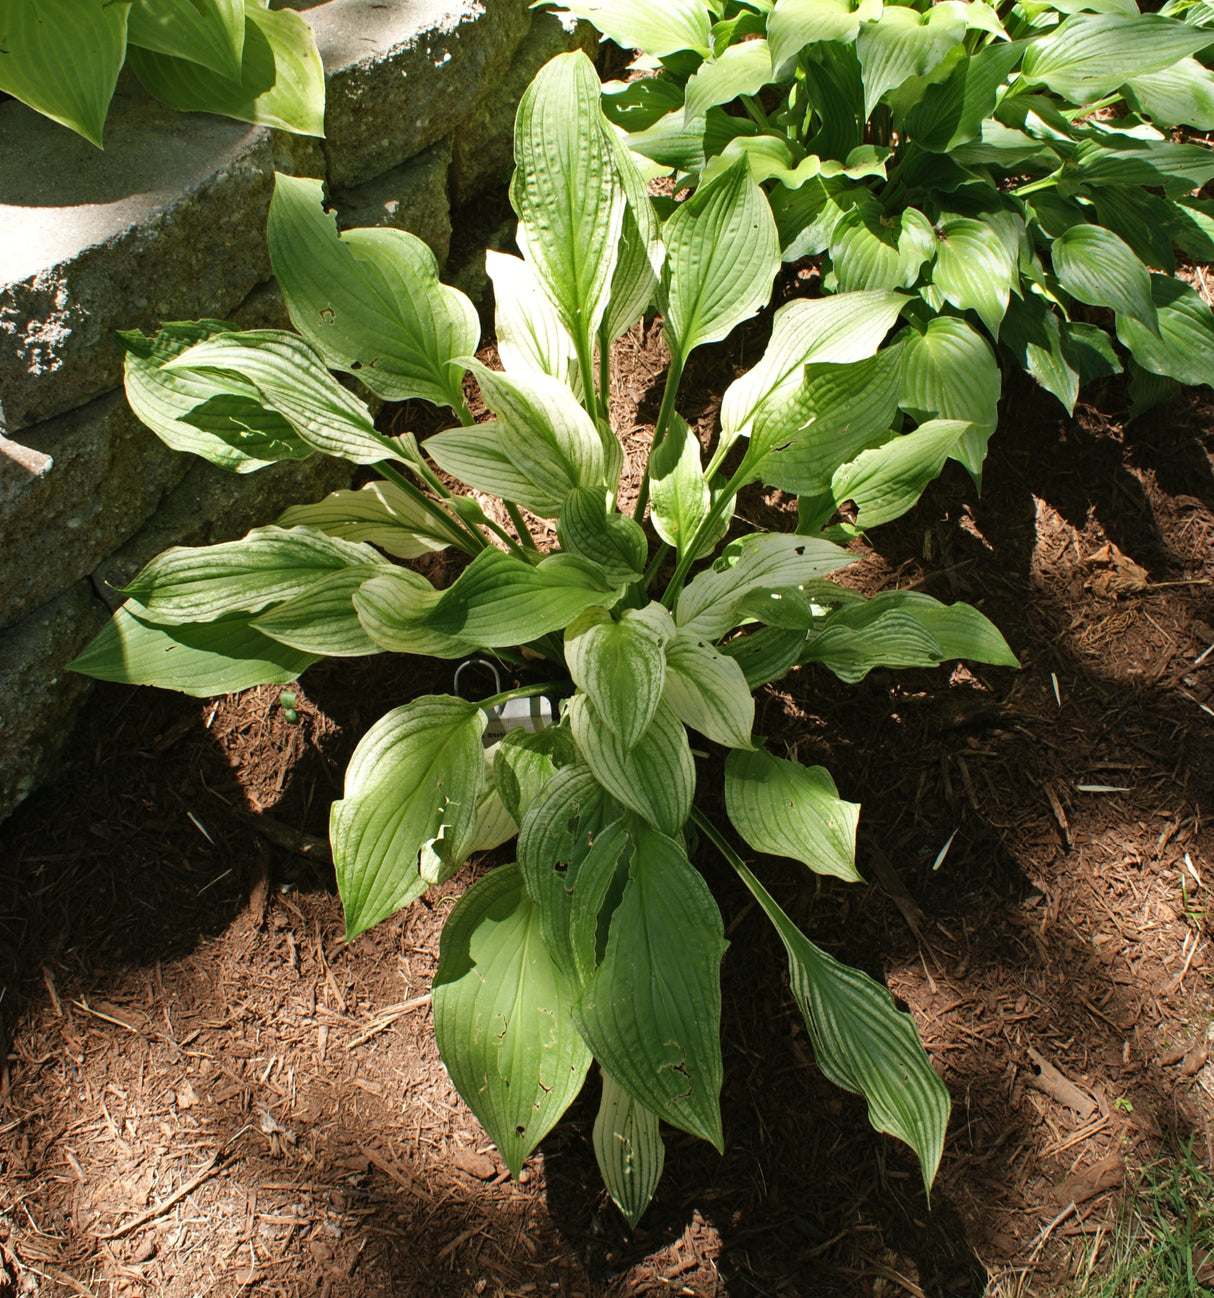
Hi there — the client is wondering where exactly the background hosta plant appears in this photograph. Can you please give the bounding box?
[556,0,1214,446]
[72,52,1020,1224]
[0,0,324,147]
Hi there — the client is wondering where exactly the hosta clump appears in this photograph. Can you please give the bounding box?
[559,0,1214,435]
[72,52,1019,1224]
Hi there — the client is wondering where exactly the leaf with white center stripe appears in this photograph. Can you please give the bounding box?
[662,634,756,750]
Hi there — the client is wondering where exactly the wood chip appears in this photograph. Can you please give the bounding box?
[1050,1152,1122,1206]
[452,1148,497,1180]
[1180,1040,1211,1077]
[1026,1047,1096,1117]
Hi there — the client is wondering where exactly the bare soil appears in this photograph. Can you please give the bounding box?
[1,279,1213,1298]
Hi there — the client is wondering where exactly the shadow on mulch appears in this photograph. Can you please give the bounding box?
[0,354,1212,1296]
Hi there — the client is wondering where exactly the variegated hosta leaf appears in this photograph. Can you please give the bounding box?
[120,526,381,625]
[433,865,592,1178]
[331,696,487,940]
[119,321,314,474]
[662,633,755,750]
[719,290,907,444]
[162,330,403,466]
[725,747,860,881]
[250,565,390,657]
[266,174,478,411]
[512,51,626,346]
[277,481,453,559]
[593,1070,665,1228]
[486,249,579,388]
[493,727,579,828]
[571,825,727,1148]
[568,695,693,837]
[676,533,854,641]
[659,157,781,363]
[565,606,672,751]
[730,858,950,1194]
[68,606,319,697]
[602,129,665,344]
[557,488,648,586]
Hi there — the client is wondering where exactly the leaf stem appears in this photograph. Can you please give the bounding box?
[742,95,771,132]
[505,502,540,551]
[598,323,611,411]
[374,461,484,555]
[478,681,566,713]
[690,807,783,933]
[481,514,532,560]
[633,349,686,521]
[574,321,603,424]
[659,456,754,608]
[642,543,670,590]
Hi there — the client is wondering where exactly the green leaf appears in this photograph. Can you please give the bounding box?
[0,0,128,147]
[725,748,860,881]
[1125,57,1214,129]
[1116,275,1214,388]
[904,40,1025,152]
[331,696,487,941]
[684,39,772,121]
[250,566,387,658]
[568,696,693,837]
[267,174,479,411]
[649,417,711,558]
[433,865,593,1178]
[391,548,621,651]
[768,0,875,72]
[517,765,623,977]
[627,105,760,175]
[1053,225,1156,334]
[801,590,1019,682]
[603,129,665,344]
[120,526,379,625]
[677,533,853,640]
[1072,135,1214,195]
[120,321,314,473]
[69,606,318,696]
[1128,360,1182,420]
[662,633,755,750]
[512,51,625,346]
[128,2,324,137]
[719,625,808,689]
[720,290,907,441]
[752,346,906,495]
[829,199,935,293]
[1021,12,1213,101]
[558,487,648,586]
[1064,320,1122,384]
[572,826,727,1148]
[731,861,949,1193]
[353,569,478,660]
[593,1070,665,1228]
[493,728,578,827]
[468,361,609,516]
[830,418,974,530]
[932,218,1017,337]
[855,2,968,117]
[127,0,244,81]
[898,316,1000,485]
[425,424,554,516]
[998,292,1079,414]
[487,251,579,387]
[1090,187,1175,274]
[551,0,712,56]
[659,157,780,363]
[771,174,863,259]
[601,75,684,132]
[277,481,453,560]
[164,330,398,465]
[565,607,672,752]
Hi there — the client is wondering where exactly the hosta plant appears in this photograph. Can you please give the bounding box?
[71,52,1019,1224]
[0,0,324,147]
[556,0,1214,441]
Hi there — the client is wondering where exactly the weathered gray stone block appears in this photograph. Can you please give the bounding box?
[93,455,354,605]
[334,139,453,263]
[0,581,109,822]
[312,0,532,190]
[0,391,190,632]
[450,11,598,206]
[0,78,306,438]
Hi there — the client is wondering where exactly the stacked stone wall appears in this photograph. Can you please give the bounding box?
[0,0,596,819]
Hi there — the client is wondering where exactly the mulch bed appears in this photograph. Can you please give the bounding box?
[1,282,1212,1297]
